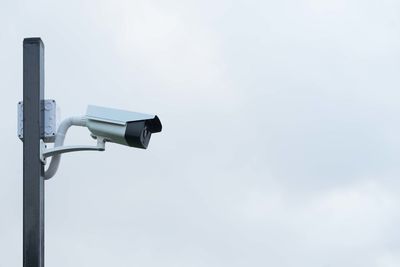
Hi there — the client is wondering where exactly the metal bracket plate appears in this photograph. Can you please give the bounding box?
[18,99,57,142]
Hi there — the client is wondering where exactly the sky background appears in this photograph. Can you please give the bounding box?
[1,0,400,266]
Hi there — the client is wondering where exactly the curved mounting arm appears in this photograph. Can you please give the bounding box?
[44,116,107,180]
[41,138,105,162]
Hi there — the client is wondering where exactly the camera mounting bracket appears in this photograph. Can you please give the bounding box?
[40,137,106,164]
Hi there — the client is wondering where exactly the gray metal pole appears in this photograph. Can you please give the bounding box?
[23,38,45,267]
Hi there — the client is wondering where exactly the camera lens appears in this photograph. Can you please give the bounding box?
[141,127,148,141]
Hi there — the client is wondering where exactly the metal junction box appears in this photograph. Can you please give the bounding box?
[18,99,57,142]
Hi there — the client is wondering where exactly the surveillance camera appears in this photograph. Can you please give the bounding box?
[86,105,162,149]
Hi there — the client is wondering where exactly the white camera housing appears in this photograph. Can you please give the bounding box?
[86,105,162,149]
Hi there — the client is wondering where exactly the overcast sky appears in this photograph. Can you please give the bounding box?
[1,0,400,266]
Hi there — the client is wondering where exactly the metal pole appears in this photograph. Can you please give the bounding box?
[23,38,45,267]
